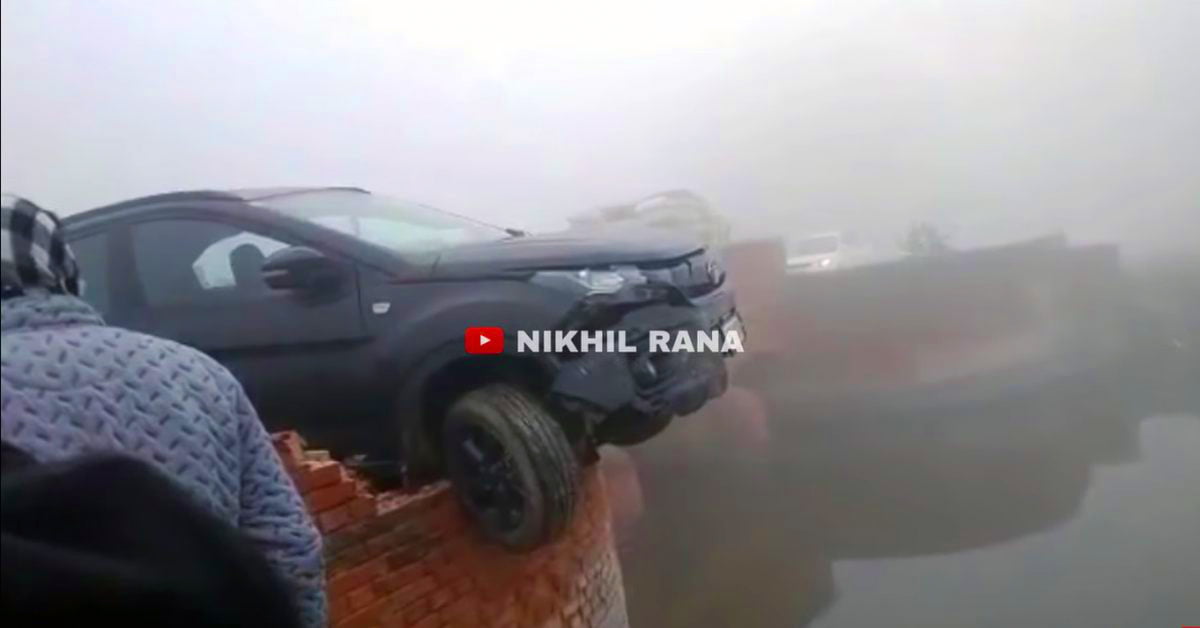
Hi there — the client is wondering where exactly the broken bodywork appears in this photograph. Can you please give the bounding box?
[543,277,742,445]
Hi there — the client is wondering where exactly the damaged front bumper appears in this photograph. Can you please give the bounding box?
[545,282,741,442]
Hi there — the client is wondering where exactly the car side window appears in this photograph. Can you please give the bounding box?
[70,233,111,314]
[131,219,291,307]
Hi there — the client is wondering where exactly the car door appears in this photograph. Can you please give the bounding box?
[116,213,369,434]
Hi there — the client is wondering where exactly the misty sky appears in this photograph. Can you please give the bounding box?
[2,0,1197,256]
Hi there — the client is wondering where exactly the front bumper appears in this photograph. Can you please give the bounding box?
[550,343,731,410]
[632,349,729,417]
[547,282,741,430]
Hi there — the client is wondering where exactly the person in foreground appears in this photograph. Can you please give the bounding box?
[2,442,304,626]
[0,195,326,626]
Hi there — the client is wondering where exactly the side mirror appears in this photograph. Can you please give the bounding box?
[261,246,344,292]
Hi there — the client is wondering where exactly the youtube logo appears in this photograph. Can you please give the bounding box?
[465,327,504,354]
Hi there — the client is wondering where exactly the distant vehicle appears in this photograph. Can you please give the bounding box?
[785,231,873,273]
[64,186,741,549]
[568,189,732,250]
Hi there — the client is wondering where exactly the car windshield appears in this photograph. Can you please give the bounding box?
[789,235,839,256]
[255,189,510,255]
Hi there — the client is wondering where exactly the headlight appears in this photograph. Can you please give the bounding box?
[532,266,645,294]
[818,258,833,268]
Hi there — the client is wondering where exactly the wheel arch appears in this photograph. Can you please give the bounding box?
[397,347,565,479]
[377,285,582,479]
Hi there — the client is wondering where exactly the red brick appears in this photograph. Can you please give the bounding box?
[385,544,428,569]
[562,596,581,619]
[328,556,387,598]
[394,575,437,609]
[296,461,341,492]
[521,576,557,617]
[367,506,415,535]
[440,597,480,625]
[304,449,332,462]
[451,577,473,597]
[388,563,429,591]
[312,450,623,627]
[271,431,306,468]
[324,523,363,557]
[427,586,455,611]
[328,571,368,601]
[328,548,369,574]
[319,505,353,534]
[487,603,519,628]
[306,480,356,513]
[432,557,468,585]
[525,595,555,624]
[364,531,398,556]
[346,584,376,611]
[328,595,352,625]
[385,561,425,586]
[349,495,378,519]
[399,597,431,624]
[423,548,449,567]
[336,599,387,628]
[410,613,441,628]
[545,558,573,591]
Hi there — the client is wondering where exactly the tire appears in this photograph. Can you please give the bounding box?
[442,384,580,550]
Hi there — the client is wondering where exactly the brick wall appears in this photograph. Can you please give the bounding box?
[272,432,628,628]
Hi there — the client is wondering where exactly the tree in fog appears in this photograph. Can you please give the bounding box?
[900,222,954,256]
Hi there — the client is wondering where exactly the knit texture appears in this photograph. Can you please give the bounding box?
[1,294,326,627]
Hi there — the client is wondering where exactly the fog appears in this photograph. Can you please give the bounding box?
[2,0,1197,258]
[4,5,1199,627]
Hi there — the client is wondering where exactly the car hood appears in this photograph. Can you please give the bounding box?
[433,229,703,276]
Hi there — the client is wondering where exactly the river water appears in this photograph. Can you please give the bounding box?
[609,357,1199,628]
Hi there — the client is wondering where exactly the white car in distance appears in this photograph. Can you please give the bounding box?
[785,231,872,273]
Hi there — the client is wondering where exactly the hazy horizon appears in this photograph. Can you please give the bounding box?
[3,0,1197,259]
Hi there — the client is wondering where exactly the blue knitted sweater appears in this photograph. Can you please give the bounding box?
[1,294,326,626]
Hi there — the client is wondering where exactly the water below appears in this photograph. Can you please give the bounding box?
[609,362,1200,628]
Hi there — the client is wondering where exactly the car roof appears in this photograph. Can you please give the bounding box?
[62,186,415,274]
[63,186,369,228]
[224,186,368,202]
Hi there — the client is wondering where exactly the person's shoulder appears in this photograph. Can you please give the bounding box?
[102,327,242,390]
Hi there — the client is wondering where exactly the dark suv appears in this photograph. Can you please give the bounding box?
[65,187,741,548]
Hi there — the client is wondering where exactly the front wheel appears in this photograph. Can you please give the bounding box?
[443,384,580,550]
